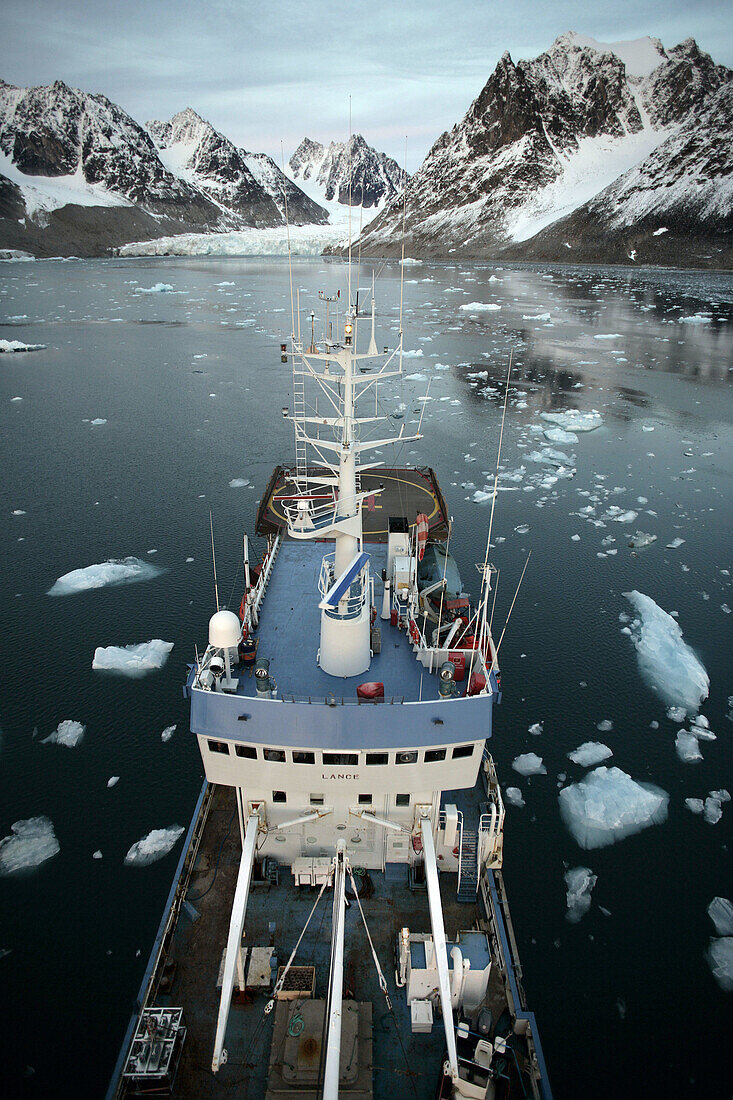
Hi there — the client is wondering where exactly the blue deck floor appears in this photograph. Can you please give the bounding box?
[238,539,428,702]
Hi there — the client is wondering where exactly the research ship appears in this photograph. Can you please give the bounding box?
[107,265,552,1099]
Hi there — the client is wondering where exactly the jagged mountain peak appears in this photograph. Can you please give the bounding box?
[549,31,668,78]
[289,133,408,208]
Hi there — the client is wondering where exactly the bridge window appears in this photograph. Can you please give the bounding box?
[273,791,287,803]
[396,751,418,765]
[310,794,325,806]
[452,744,474,759]
[323,752,359,766]
[235,745,257,759]
[425,748,446,762]
[395,793,410,807]
[366,752,389,766]
[263,748,286,762]
[358,794,372,805]
[293,751,315,764]
[208,740,229,755]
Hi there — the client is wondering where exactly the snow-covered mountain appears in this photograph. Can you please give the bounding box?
[354,34,732,267]
[147,108,327,227]
[289,134,408,208]
[0,84,326,256]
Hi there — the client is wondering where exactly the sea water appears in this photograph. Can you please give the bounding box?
[1,255,731,1098]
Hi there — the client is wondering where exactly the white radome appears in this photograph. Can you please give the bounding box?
[208,609,242,649]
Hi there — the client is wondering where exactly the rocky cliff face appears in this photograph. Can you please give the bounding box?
[289,133,408,208]
[0,85,326,255]
[148,108,327,226]
[353,33,732,267]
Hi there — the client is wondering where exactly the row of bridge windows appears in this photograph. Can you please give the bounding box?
[206,742,476,764]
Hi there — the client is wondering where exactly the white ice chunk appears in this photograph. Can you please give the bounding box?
[597,720,613,732]
[543,427,578,444]
[679,314,712,325]
[161,725,176,743]
[624,591,709,714]
[90,417,107,426]
[540,410,602,433]
[401,348,424,358]
[41,720,85,747]
[0,339,46,353]
[685,798,704,814]
[568,742,613,767]
[135,283,175,294]
[628,531,657,549]
[228,478,250,488]
[107,776,120,788]
[459,302,501,312]
[709,898,733,936]
[405,372,427,382]
[675,731,702,763]
[565,866,597,923]
[92,639,174,677]
[93,850,103,860]
[512,753,547,776]
[124,825,185,866]
[48,557,161,595]
[505,787,525,807]
[706,937,733,991]
[528,722,543,736]
[667,706,687,723]
[559,766,669,849]
[666,537,685,549]
[703,793,728,825]
[0,817,60,874]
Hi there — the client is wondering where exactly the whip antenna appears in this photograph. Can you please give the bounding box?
[209,510,220,612]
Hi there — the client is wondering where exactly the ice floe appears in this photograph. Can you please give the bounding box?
[41,720,85,747]
[228,478,250,488]
[628,531,657,549]
[528,722,543,736]
[565,866,597,923]
[124,825,185,866]
[679,314,712,325]
[709,898,733,937]
[0,817,60,874]
[161,725,176,743]
[624,591,709,714]
[540,410,602,433]
[92,639,174,677]
[459,302,501,312]
[48,556,161,595]
[706,937,733,992]
[543,427,578,445]
[559,766,669,849]
[0,339,46,353]
[703,790,730,825]
[512,753,546,776]
[505,787,525,807]
[568,742,613,767]
[135,283,176,294]
[401,348,424,358]
[675,731,703,763]
[107,776,120,788]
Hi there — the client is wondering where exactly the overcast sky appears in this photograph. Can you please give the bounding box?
[2,0,730,172]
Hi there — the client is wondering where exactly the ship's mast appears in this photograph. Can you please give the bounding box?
[283,282,420,678]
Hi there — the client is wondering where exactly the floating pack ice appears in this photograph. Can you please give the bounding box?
[512,753,547,776]
[543,427,578,445]
[228,478,250,489]
[675,731,703,763]
[0,816,60,874]
[540,410,602,433]
[706,937,733,992]
[135,283,175,294]
[161,725,177,743]
[568,742,612,767]
[565,867,597,923]
[41,720,85,747]
[0,339,46,353]
[708,897,733,936]
[92,639,174,677]
[624,591,709,714]
[505,788,526,807]
[124,825,185,866]
[559,766,669,849]
[459,302,501,312]
[628,531,657,550]
[48,556,161,595]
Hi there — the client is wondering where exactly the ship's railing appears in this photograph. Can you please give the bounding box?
[243,531,282,630]
[284,494,357,529]
[279,693,405,705]
[439,807,464,889]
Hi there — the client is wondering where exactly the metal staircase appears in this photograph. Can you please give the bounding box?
[457,824,479,903]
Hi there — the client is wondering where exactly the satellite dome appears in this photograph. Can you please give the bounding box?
[209,609,242,649]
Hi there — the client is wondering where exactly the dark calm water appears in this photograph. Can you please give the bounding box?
[1,256,731,1099]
